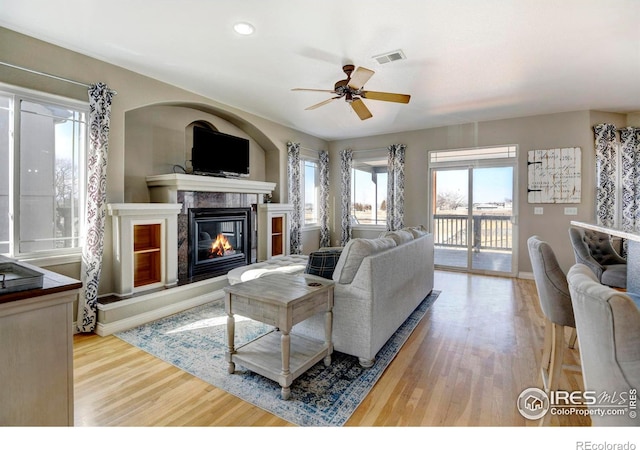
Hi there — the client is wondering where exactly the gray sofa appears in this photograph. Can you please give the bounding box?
[293,228,434,367]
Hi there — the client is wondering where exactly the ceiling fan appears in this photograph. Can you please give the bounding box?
[292,64,411,120]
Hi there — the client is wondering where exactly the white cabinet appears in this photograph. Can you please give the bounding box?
[0,258,81,426]
[258,203,293,261]
[108,203,181,297]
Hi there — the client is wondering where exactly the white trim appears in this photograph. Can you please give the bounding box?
[146,173,276,195]
[301,157,320,226]
[106,203,183,216]
[18,251,82,268]
[428,146,519,277]
[352,224,386,232]
[0,82,89,110]
[429,145,517,166]
[95,289,224,336]
[518,271,534,280]
[1,84,89,260]
[300,147,321,160]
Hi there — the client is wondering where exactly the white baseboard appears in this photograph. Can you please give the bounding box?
[94,289,225,336]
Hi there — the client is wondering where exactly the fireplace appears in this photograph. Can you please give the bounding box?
[188,207,251,278]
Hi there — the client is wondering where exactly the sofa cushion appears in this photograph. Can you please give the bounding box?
[333,237,396,284]
[305,248,343,279]
[317,246,344,253]
[226,254,308,285]
[379,229,414,245]
[404,225,429,238]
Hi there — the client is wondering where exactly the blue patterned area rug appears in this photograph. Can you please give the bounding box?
[115,290,440,427]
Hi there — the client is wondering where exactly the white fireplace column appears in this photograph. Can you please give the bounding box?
[108,203,182,297]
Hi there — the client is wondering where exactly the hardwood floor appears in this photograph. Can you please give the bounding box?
[73,270,589,427]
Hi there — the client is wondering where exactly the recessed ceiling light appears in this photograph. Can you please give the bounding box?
[234,22,255,35]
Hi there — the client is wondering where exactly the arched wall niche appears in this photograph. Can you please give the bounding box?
[124,101,282,203]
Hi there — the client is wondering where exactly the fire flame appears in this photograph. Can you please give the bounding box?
[209,233,236,258]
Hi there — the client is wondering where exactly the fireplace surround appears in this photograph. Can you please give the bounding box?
[97,176,278,336]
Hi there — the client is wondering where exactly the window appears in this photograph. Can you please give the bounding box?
[429,145,517,164]
[301,158,319,225]
[351,154,388,226]
[0,86,87,257]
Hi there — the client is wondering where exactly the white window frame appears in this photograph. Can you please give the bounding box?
[0,83,88,264]
[427,144,519,276]
[351,148,388,230]
[300,149,320,229]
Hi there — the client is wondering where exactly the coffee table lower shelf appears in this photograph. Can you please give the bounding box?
[227,329,330,399]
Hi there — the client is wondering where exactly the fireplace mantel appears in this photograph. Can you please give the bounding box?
[146,174,276,203]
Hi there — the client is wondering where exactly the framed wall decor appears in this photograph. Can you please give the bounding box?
[527,147,581,203]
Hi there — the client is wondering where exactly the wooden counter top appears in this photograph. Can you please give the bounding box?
[0,255,82,305]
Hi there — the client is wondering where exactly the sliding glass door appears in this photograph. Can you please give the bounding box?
[429,147,517,276]
[431,168,469,269]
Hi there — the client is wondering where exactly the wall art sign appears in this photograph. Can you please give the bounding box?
[527,147,581,203]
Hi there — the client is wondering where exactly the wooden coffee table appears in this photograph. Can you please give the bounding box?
[224,273,334,400]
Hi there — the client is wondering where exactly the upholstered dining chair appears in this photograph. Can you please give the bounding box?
[567,263,640,426]
[527,237,580,407]
[568,226,626,289]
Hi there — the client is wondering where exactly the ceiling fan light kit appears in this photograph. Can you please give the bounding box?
[292,64,411,121]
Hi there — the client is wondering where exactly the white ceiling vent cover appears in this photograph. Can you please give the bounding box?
[372,49,406,64]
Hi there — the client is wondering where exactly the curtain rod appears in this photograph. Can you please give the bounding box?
[0,61,117,94]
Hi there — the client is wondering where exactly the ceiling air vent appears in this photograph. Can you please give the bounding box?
[372,49,406,65]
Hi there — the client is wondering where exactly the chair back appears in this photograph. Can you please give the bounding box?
[527,236,575,327]
[569,226,626,265]
[568,227,604,276]
[567,263,640,426]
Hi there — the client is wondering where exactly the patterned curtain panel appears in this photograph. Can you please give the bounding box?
[593,124,617,227]
[620,127,640,233]
[319,150,331,248]
[340,149,353,246]
[287,142,303,254]
[386,144,406,231]
[77,83,115,332]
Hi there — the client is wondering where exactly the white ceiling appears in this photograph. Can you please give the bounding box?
[1,0,639,141]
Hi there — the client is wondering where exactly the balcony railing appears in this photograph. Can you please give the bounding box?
[433,214,512,251]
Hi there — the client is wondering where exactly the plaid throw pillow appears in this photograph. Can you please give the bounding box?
[304,249,343,279]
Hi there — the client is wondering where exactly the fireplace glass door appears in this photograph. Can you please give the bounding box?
[189,208,251,278]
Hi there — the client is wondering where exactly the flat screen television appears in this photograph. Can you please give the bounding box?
[191,126,250,177]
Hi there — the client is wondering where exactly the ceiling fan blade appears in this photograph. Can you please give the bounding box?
[305,97,339,110]
[347,67,375,90]
[292,88,336,93]
[350,98,373,120]
[361,90,411,104]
